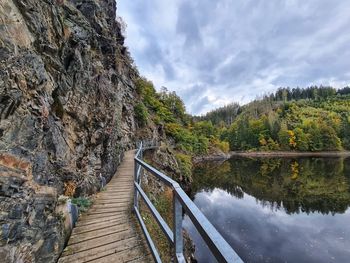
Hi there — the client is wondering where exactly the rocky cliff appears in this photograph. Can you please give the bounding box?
[0,0,139,262]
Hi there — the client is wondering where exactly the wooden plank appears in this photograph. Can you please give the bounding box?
[95,196,132,201]
[76,214,127,227]
[104,187,133,191]
[107,182,134,186]
[90,203,129,209]
[96,195,132,200]
[68,223,131,245]
[86,208,129,215]
[94,200,130,204]
[103,187,133,191]
[86,244,147,263]
[94,198,131,203]
[78,213,127,220]
[61,229,136,257]
[72,218,130,235]
[59,237,142,263]
[97,192,132,196]
[101,188,133,192]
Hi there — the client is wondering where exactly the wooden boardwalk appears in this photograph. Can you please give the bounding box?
[58,150,152,263]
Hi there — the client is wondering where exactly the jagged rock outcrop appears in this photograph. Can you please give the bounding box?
[0,0,138,262]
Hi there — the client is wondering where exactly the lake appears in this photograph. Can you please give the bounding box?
[183,157,350,263]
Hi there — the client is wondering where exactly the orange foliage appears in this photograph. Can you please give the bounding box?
[64,181,76,197]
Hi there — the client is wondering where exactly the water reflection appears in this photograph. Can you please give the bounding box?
[184,157,350,263]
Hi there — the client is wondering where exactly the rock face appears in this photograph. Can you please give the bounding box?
[0,0,138,262]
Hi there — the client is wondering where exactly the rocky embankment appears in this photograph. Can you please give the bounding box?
[0,0,139,262]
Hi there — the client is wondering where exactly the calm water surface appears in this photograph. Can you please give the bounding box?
[183,157,350,263]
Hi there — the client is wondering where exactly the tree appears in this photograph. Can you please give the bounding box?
[293,128,309,151]
[278,122,290,150]
[308,124,323,151]
[159,87,186,122]
[319,123,342,150]
[134,103,148,127]
[339,115,350,149]
[193,121,216,138]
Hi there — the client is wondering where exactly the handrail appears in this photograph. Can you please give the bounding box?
[133,141,244,263]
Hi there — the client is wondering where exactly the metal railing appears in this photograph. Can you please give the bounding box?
[133,141,244,263]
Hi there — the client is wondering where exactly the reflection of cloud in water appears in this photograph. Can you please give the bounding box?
[184,188,350,263]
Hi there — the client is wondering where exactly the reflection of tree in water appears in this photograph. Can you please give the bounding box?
[192,157,350,214]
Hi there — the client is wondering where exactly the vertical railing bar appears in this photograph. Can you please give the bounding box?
[134,141,142,211]
[137,166,142,181]
[139,166,143,188]
[173,190,185,263]
[134,158,138,210]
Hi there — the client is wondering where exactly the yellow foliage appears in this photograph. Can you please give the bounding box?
[211,138,230,153]
[288,130,297,148]
[259,137,267,146]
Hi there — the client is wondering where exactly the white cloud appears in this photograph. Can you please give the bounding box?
[118,0,350,114]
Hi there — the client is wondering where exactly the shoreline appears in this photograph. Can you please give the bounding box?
[194,151,350,162]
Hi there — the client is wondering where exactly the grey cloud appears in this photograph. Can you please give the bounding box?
[190,96,211,116]
[118,0,350,115]
[136,30,176,80]
[178,84,211,115]
[176,2,202,46]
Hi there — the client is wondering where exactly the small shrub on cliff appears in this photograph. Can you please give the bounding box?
[71,197,93,213]
[175,153,193,180]
[134,102,149,127]
[135,77,156,98]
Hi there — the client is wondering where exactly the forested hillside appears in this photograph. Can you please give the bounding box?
[136,82,350,153]
[135,77,230,156]
[202,87,350,152]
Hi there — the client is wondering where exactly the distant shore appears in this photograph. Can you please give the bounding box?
[194,151,350,162]
[229,151,350,158]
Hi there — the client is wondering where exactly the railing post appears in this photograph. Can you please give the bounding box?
[174,189,185,262]
[134,158,138,210]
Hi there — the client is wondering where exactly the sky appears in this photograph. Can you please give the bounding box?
[117,0,350,115]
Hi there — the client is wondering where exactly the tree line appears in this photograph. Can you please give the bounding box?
[200,86,350,152]
[270,86,350,102]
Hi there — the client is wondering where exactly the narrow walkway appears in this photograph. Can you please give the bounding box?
[58,150,152,263]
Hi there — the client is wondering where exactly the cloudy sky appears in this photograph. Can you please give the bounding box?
[117,0,350,115]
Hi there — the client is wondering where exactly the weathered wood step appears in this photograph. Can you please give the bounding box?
[87,244,146,263]
[59,236,142,263]
[86,207,129,215]
[94,198,131,203]
[90,202,129,209]
[61,229,136,257]
[68,223,131,245]
[72,217,130,235]
[76,214,127,227]
[96,194,132,199]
